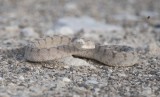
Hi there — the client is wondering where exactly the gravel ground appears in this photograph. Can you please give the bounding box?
[0,0,160,97]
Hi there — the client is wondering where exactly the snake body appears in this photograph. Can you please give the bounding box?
[24,35,138,66]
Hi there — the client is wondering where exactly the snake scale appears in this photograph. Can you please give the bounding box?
[1,35,139,67]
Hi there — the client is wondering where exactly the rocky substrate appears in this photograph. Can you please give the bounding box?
[0,0,160,97]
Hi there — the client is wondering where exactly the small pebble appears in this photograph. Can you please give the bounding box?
[62,77,71,82]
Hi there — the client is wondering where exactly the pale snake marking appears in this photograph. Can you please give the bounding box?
[0,35,139,67]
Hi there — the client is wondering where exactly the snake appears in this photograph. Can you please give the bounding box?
[22,35,138,67]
